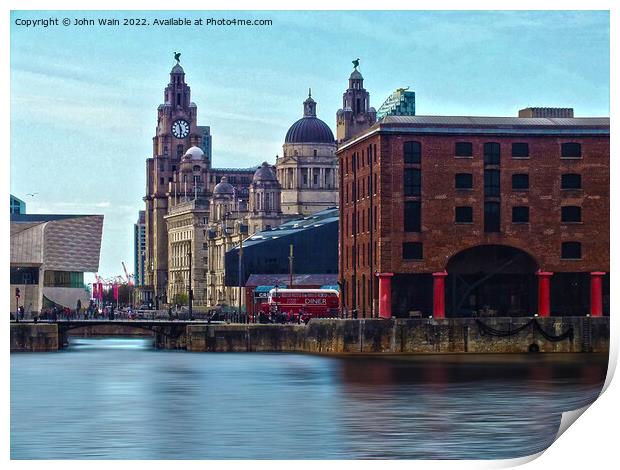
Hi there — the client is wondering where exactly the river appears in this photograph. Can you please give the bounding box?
[10,336,607,459]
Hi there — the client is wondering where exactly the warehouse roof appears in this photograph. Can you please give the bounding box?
[339,114,610,151]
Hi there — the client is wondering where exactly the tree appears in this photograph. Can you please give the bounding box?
[173,293,188,306]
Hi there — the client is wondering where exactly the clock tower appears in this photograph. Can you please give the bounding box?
[144,58,208,303]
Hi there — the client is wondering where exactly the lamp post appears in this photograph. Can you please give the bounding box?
[238,233,244,323]
[288,244,294,288]
[188,243,193,321]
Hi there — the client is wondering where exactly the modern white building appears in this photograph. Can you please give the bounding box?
[10,213,103,313]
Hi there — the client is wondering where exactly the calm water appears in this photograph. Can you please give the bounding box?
[11,337,607,460]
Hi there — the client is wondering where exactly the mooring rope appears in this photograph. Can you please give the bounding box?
[475,319,573,342]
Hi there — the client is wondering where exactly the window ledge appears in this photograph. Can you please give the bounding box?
[455,222,474,225]
[454,155,474,159]
[560,258,583,261]
[512,222,530,225]
[560,157,583,160]
[561,221,583,225]
[511,156,530,160]
[455,188,474,191]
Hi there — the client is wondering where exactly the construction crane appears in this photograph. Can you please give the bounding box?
[122,262,134,286]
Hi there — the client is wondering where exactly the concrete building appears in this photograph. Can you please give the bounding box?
[133,210,146,288]
[276,91,339,216]
[518,107,574,118]
[10,214,103,313]
[338,112,609,319]
[10,194,26,215]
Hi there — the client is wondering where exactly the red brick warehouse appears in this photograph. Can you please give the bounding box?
[336,71,609,319]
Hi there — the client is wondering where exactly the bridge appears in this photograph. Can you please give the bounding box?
[11,319,221,350]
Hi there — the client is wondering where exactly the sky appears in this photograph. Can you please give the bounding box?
[9,10,610,280]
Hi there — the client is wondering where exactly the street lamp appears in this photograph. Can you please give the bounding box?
[188,243,193,321]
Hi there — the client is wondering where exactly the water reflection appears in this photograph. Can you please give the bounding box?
[11,338,606,460]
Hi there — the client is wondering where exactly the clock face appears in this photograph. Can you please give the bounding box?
[171,119,190,139]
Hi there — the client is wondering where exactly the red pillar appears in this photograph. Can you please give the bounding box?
[590,272,606,317]
[377,273,394,319]
[536,270,553,317]
[432,271,448,319]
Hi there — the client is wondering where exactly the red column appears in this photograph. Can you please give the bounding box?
[432,271,448,319]
[377,273,394,319]
[536,270,553,317]
[590,272,606,317]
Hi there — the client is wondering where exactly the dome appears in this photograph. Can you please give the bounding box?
[213,176,234,195]
[184,146,204,160]
[285,117,334,144]
[171,63,184,74]
[253,162,277,182]
[350,69,363,80]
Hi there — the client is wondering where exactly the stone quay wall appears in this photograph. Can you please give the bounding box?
[11,323,59,352]
[186,317,609,354]
[10,317,609,354]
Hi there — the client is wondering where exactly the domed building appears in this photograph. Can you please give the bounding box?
[210,176,236,222]
[248,162,282,234]
[276,90,338,216]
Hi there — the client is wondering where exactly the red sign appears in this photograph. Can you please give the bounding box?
[113,284,119,301]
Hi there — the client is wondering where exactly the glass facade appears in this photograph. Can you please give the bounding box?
[43,270,84,288]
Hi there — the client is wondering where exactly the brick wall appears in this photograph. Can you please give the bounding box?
[339,131,609,314]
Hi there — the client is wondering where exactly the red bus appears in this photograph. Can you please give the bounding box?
[259,288,340,324]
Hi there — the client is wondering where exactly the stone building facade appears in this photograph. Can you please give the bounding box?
[338,113,610,319]
[144,60,339,309]
[336,65,376,144]
[276,91,339,216]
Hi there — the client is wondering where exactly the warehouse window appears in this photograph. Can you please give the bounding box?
[404,141,421,164]
[404,169,421,196]
[484,142,501,165]
[404,201,421,232]
[561,142,582,159]
[484,202,500,232]
[455,206,473,223]
[561,174,582,190]
[561,242,582,259]
[402,242,423,260]
[512,143,530,158]
[512,174,529,190]
[455,173,473,189]
[484,170,500,196]
[512,206,529,223]
[561,206,582,223]
[455,142,473,157]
